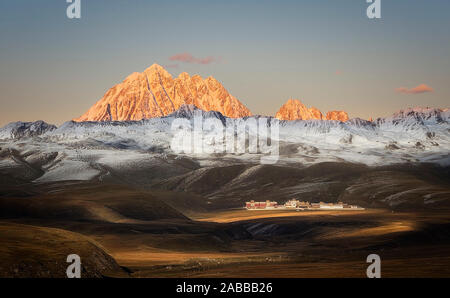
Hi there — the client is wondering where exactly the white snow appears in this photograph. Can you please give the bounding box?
[0,107,448,182]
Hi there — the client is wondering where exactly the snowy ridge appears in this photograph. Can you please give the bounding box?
[0,121,56,140]
[0,106,449,172]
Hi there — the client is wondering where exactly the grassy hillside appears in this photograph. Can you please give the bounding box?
[0,222,125,278]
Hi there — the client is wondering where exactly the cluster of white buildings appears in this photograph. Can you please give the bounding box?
[245,199,363,211]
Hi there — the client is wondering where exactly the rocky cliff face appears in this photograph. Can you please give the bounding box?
[74,64,252,121]
[326,111,349,122]
[275,99,349,122]
[275,99,325,120]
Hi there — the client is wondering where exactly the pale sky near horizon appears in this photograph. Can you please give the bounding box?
[1,0,449,126]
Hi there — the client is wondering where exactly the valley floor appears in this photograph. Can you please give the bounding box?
[1,180,449,278]
[103,209,450,278]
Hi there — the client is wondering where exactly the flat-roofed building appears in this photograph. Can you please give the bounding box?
[245,200,278,210]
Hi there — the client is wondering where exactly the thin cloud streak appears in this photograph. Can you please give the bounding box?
[169,53,216,65]
[396,84,434,94]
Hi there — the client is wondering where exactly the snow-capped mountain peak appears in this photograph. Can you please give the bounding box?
[0,121,56,140]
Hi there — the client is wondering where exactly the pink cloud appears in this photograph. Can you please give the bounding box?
[169,53,216,65]
[396,84,434,94]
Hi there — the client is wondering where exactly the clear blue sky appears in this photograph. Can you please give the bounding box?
[1,0,449,125]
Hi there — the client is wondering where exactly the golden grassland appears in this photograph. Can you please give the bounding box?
[92,209,450,277]
[1,182,449,278]
[191,208,377,223]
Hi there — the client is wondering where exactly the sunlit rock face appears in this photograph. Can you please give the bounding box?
[275,99,350,122]
[326,111,349,122]
[74,64,252,121]
[275,99,325,121]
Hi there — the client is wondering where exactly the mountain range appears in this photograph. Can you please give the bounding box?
[72,64,449,125]
[275,99,349,121]
[1,104,449,212]
[1,105,449,164]
[75,64,252,121]
[74,64,350,122]
[0,63,449,185]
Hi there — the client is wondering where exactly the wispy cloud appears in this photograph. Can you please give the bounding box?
[396,84,434,94]
[169,53,216,65]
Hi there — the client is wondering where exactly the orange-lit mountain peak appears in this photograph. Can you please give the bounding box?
[74,64,252,122]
